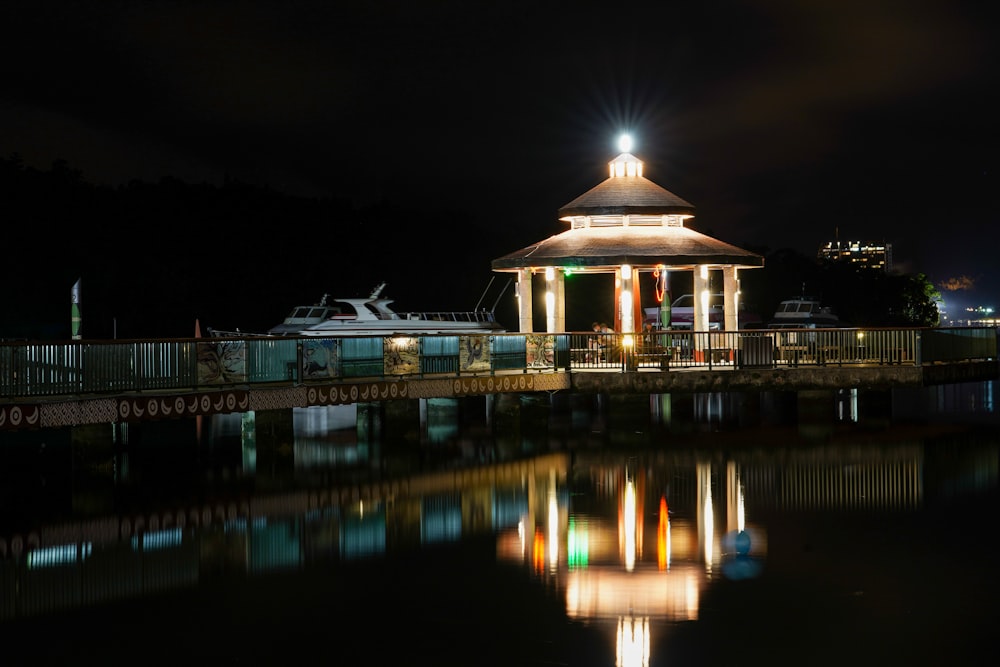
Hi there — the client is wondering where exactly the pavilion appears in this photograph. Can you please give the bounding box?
[491,139,765,348]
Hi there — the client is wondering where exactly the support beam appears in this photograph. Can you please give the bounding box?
[723,266,739,331]
[517,268,533,333]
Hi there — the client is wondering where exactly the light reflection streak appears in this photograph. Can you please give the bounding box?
[616,616,650,667]
[657,497,670,571]
[737,478,745,533]
[699,462,714,571]
[548,477,559,571]
[623,479,636,571]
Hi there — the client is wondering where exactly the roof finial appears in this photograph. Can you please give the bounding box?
[610,134,643,178]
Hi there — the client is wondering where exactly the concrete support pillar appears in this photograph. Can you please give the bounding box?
[517,268,533,333]
[723,266,739,331]
[619,264,636,334]
[693,265,710,360]
[357,402,382,444]
[383,399,419,444]
[254,409,294,481]
[797,389,836,439]
[544,267,565,333]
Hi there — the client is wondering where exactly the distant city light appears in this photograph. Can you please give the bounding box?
[618,134,633,153]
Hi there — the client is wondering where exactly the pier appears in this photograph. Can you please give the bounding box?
[1,327,997,431]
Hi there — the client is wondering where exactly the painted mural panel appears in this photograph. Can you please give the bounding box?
[384,337,419,375]
[303,338,340,379]
[526,334,554,368]
[459,335,491,372]
[197,340,247,385]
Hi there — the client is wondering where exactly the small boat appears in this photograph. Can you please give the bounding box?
[269,282,506,337]
[767,296,844,329]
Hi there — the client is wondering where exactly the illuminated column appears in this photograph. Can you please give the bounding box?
[723,266,739,331]
[619,264,635,333]
[517,268,533,333]
[544,267,565,333]
[554,269,566,332]
[693,265,709,332]
[693,265,709,361]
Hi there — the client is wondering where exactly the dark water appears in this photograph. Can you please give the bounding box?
[1,383,998,666]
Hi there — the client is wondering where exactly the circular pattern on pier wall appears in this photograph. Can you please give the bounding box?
[116,390,249,423]
[0,405,36,429]
[450,375,535,396]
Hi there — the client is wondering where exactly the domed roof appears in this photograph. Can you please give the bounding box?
[558,153,696,218]
[492,147,763,272]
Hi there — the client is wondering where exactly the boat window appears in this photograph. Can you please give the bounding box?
[292,307,311,318]
[308,307,329,318]
[671,294,724,308]
[672,295,694,308]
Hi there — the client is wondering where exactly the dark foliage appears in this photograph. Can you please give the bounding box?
[1,155,500,339]
[2,155,939,340]
[740,247,940,327]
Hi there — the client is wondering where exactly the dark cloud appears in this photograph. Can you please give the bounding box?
[2,0,996,321]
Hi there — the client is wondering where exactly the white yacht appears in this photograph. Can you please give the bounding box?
[270,282,505,337]
[767,296,843,329]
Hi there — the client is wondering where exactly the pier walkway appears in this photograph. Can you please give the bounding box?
[1,327,997,431]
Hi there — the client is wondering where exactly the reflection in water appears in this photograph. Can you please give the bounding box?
[1,385,999,665]
[617,615,650,667]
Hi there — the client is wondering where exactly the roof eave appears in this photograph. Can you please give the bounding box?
[557,204,696,218]
[492,255,765,270]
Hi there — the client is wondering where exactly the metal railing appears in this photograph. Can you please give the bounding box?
[1,327,996,400]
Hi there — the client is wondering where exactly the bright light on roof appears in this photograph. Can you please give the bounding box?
[618,134,633,153]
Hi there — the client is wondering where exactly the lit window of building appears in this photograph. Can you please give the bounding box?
[818,240,893,273]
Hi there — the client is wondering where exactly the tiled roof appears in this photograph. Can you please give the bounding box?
[492,225,764,270]
[558,176,696,218]
[493,149,763,272]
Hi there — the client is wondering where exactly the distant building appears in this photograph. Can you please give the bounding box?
[818,240,893,273]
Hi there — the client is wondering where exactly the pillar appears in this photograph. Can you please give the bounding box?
[693,265,710,361]
[517,268,533,333]
[693,265,710,332]
[723,266,739,331]
[544,267,565,333]
[619,264,636,334]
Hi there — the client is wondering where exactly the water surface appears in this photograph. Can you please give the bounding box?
[1,383,997,666]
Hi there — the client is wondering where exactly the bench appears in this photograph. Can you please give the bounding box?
[880,348,911,365]
[709,348,732,364]
[572,345,617,364]
[632,345,672,370]
[777,345,809,364]
[817,345,839,365]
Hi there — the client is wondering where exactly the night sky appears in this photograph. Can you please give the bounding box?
[2,0,996,336]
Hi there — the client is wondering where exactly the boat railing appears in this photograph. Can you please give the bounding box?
[388,310,500,323]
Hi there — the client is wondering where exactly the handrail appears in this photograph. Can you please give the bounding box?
[1,327,996,401]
